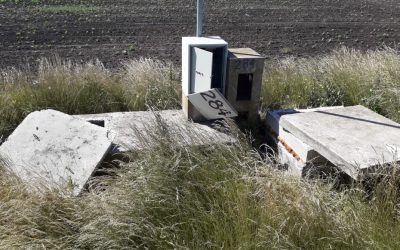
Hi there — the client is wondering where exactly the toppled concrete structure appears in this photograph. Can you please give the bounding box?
[0,109,112,195]
[75,109,235,152]
[267,105,400,179]
[0,109,235,195]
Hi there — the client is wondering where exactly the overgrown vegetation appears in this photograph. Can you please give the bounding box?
[0,57,180,137]
[1,127,400,249]
[262,47,400,123]
[0,48,400,249]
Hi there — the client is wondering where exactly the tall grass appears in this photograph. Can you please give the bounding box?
[1,125,400,249]
[0,48,400,249]
[262,47,400,122]
[0,57,180,137]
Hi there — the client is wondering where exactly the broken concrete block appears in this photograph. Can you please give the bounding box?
[277,141,306,177]
[266,106,342,162]
[0,109,112,195]
[267,109,315,162]
[278,105,400,179]
[75,110,235,152]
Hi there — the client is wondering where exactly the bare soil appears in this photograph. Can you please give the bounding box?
[0,0,399,69]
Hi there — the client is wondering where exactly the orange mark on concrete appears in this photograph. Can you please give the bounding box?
[267,126,304,163]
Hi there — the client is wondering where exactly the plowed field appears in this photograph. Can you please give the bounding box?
[0,0,399,68]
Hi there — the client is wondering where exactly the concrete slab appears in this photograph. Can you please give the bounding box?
[279,105,400,179]
[0,109,112,195]
[75,110,235,152]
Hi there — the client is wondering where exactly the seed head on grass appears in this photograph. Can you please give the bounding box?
[121,58,181,110]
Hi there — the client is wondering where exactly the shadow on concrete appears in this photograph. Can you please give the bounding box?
[316,111,400,129]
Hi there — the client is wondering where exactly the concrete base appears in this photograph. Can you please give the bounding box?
[182,93,207,122]
[75,109,235,152]
[268,105,400,179]
[0,110,112,195]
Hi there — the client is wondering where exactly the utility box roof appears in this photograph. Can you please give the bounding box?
[228,48,264,59]
[182,36,228,47]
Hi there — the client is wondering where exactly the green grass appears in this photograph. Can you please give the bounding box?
[0,48,400,249]
[34,4,98,14]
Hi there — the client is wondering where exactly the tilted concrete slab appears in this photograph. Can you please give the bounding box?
[75,110,235,152]
[279,105,400,179]
[0,109,112,195]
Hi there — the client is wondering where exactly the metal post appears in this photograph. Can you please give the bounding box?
[196,0,204,37]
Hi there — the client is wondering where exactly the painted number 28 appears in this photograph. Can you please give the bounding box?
[200,91,232,117]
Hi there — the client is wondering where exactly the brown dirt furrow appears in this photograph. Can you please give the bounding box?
[0,0,399,69]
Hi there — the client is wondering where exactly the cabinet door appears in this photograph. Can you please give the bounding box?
[190,47,213,93]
